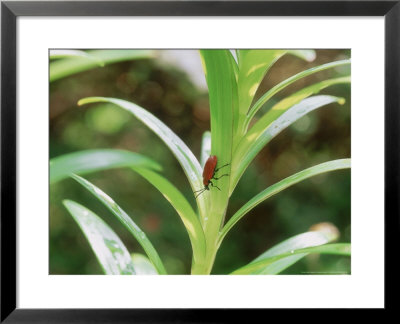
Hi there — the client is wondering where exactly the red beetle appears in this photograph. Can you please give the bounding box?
[194,155,229,198]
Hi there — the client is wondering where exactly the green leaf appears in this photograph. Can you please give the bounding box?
[220,159,351,244]
[231,243,350,275]
[78,97,209,221]
[78,97,203,189]
[236,50,286,123]
[199,50,237,245]
[235,50,316,135]
[231,95,346,192]
[252,226,340,274]
[131,167,206,267]
[246,59,351,128]
[50,149,162,184]
[231,77,350,187]
[50,49,154,82]
[200,50,237,167]
[263,76,350,121]
[131,253,158,275]
[63,200,136,275]
[71,174,167,274]
[49,50,104,67]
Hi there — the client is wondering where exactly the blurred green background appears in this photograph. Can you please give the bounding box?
[50,49,351,275]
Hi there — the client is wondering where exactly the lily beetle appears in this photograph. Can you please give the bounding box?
[194,155,229,198]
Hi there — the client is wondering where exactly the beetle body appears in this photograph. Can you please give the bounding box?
[202,155,218,187]
[194,155,229,198]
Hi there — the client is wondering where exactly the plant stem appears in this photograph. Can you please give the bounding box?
[190,211,221,274]
[191,247,217,275]
[191,259,207,275]
[203,245,218,275]
[200,208,226,274]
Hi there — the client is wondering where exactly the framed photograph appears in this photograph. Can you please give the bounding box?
[1,0,398,321]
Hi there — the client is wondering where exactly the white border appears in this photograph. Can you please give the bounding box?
[18,17,384,308]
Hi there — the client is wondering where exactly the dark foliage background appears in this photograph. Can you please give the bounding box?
[50,50,350,274]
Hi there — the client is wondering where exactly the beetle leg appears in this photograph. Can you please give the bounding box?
[213,173,228,180]
[209,181,221,191]
[214,163,229,173]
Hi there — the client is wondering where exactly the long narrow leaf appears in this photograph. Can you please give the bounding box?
[246,59,351,128]
[50,49,154,82]
[200,50,236,170]
[71,174,167,274]
[131,167,206,266]
[234,49,316,140]
[77,97,208,219]
[236,50,287,127]
[252,226,339,274]
[220,159,351,244]
[231,243,350,274]
[237,49,315,130]
[236,49,315,119]
[260,76,350,123]
[50,149,162,184]
[63,200,136,275]
[78,97,202,189]
[131,253,158,275]
[231,95,345,192]
[50,50,104,67]
[200,50,237,239]
[230,77,349,189]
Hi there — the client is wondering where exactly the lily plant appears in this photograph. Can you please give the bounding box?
[50,49,351,275]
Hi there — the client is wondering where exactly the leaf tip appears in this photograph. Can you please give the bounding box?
[77,98,86,106]
[304,50,317,62]
[62,199,73,208]
[77,97,102,107]
[309,222,340,242]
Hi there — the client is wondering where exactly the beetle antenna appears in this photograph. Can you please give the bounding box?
[194,188,207,199]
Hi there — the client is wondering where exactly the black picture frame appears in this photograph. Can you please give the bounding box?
[1,0,398,321]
